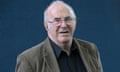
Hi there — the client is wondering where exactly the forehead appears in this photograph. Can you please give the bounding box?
[46,3,74,19]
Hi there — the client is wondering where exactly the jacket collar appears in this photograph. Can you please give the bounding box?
[74,38,92,72]
[43,38,60,72]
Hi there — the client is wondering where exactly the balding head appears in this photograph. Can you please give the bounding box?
[44,0,76,24]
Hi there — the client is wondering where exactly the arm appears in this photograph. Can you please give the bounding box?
[92,43,103,72]
[96,49,103,72]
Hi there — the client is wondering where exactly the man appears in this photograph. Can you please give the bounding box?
[15,0,103,72]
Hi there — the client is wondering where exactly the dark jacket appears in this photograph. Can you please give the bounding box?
[15,38,103,72]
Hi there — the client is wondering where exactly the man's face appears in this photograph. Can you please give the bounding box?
[46,4,76,44]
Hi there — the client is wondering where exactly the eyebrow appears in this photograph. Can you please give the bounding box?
[54,18,61,21]
[54,16,72,20]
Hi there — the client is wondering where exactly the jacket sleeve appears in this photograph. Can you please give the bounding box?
[15,55,33,72]
[92,43,103,72]
[96,49,103,72]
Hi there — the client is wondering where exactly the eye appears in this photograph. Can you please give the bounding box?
[65,17,73,22]
[54,18,61,22]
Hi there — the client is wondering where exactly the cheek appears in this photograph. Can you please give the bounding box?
[72,23,76,29]
[69,24,75,31]
[49,25,58,35]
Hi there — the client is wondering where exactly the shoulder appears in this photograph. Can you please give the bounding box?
[16,39,50,71]
[75,38,97,48]
[17,40,46,62]
[74,38,98,55]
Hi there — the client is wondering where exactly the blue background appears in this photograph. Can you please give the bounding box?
[0,0,120,72]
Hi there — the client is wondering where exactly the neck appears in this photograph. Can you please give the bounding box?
[49,36,73,55]
[60,42,72,55]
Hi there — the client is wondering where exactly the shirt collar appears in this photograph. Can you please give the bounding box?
[49,38,78,58]
[49,38,62,58]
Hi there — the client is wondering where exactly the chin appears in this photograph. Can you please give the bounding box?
[58,36,72,43]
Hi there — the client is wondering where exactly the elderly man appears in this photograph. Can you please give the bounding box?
[15,1,103,72]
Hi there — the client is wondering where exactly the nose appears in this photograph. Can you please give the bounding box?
[60,21,67,27]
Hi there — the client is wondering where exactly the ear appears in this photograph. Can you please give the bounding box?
[44,23,48,31]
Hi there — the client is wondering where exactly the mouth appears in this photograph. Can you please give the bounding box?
[59,31,69,33]
[59,31,70,37]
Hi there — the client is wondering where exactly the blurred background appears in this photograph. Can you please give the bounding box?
[0,0,120,72]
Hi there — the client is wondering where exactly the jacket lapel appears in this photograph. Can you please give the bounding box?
[43,38,60,72]
[74,39,92,72]
[42,38,93,72]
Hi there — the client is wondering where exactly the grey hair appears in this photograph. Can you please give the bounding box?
[44,0,76,24]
